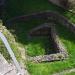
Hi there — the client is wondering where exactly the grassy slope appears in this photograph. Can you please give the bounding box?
[3,0,75,75]
[0,21,21,61]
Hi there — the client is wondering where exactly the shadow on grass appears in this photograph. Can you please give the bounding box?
[4,16,75,57]
[4,19,60,56]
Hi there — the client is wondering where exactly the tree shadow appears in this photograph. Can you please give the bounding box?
[4,19,61,56]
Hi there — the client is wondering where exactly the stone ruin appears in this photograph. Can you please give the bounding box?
[28,23,68,62]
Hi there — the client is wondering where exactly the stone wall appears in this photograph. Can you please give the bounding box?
[6,11,75,34]
[49,0,60,5]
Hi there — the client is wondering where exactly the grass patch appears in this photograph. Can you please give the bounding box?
[26,37,48,56]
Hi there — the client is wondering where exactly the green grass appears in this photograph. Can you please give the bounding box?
[26,37,48,56]
[26,36,57,56]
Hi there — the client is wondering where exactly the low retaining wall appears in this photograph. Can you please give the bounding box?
[6,11,75,34]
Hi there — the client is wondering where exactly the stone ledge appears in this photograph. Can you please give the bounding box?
[29,53,67,63]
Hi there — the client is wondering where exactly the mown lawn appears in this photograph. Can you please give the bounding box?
[2,0,75,75]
